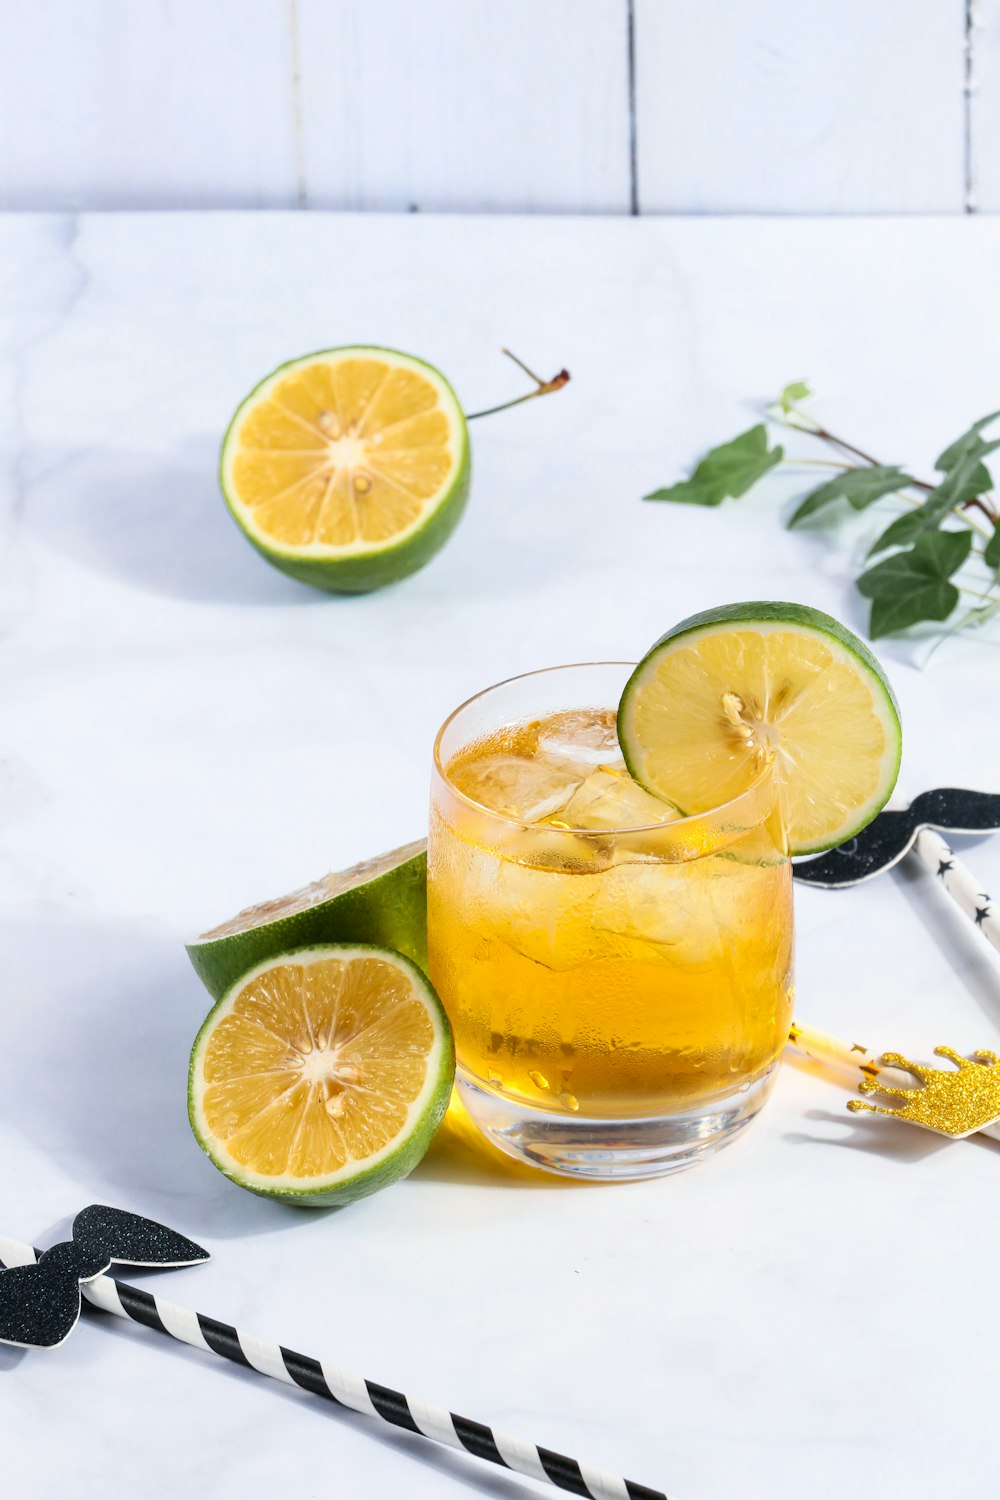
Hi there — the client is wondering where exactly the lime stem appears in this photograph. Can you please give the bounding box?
[465,348,570,421]
[500,348,547,386]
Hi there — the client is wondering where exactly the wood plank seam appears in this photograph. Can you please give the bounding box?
[966,0,976,211]
[627,0,638,215]
[289,0,309,209]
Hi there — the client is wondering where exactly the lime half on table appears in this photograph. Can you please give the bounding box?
[220,346,471,593]
[189,944,454,1207]
[618,601,901,855]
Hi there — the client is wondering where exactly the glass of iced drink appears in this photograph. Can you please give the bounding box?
[428,663,794,1179]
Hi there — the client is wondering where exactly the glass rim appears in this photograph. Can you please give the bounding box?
[432,661,776,836]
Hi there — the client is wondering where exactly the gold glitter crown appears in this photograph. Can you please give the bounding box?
[848,1046,1000,1138]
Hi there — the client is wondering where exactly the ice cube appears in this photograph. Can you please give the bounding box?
[591,863,708,957]
[556,768,678,831]
[449,753,583,823]
[535,708,625,771]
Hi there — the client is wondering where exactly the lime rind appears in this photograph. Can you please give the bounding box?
[219,345,471,595]
[643,601,901,714]
[188,943,454,1208]
[186,840,428,1001]
[619,601,902,857]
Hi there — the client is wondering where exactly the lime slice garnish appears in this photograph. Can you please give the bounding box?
[220,346,470,593]
[186,840,427,1001]
[618,601,902,855]
[189,944,454,1206]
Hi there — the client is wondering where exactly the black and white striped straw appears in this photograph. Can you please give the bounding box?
[0,1235,668,1500]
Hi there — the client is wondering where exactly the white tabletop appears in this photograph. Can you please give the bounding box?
[2,211,999,1500]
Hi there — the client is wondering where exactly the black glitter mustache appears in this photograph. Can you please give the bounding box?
[0,1205,208,1349]
[793,788,1000,888]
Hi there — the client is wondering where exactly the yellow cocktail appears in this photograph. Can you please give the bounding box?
[428,663,794,1178]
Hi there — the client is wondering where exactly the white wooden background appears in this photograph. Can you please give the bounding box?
[1,0,998,213]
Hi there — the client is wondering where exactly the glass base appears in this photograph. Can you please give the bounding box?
[457,1064,780,1181]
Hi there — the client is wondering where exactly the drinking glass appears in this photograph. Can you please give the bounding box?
[428,663,794,1179]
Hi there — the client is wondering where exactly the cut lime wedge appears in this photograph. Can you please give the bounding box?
[187,840,427,1001]
[618,601,902,855]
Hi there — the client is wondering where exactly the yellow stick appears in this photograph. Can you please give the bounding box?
[785,1019,1000,1142]
[785,1020,912,1090]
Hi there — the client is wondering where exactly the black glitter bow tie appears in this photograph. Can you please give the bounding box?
[793,788,1000,887]
[0,1205,209,1349]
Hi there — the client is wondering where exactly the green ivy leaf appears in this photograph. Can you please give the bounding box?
[926,449,998,514]
[985,522,1000,571]
[963,461,993,494]
[867,509,925,557]
[856,530,973,638]
[644,425,783,507]
[858,528,972,597]
[776,380,812,415]
[787,465,912,528]
[911,454,996,539]
[867,452,996,557]
[935,413,1000,473]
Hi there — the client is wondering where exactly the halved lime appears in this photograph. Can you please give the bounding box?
[189,944,454,1206]
[220,346,471,593]
[186,840,427,1001]
[618,601,901,855]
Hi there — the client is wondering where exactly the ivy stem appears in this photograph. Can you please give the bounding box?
[966,494,999,524]
[783,457,853,471]
[465,348,571,422]
[779,404,999,529]
[781,410,932,486]
[805,422,884,472]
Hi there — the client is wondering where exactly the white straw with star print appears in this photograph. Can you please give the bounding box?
[0,1234,668,1500]
[911,828,1000,956]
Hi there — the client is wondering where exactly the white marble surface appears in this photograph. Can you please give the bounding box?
[2,211,1000,1500]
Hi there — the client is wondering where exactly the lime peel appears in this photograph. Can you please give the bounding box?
[186,840,428,1002]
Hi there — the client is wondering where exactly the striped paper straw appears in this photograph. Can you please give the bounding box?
[910,828,1000,956]
[0,1235,668,1500]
